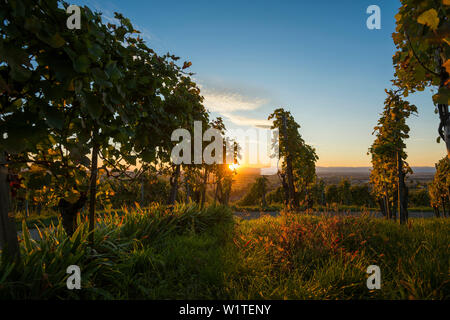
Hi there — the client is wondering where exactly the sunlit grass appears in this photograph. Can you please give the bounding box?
[224,213,449,299]
[1,206,448,299]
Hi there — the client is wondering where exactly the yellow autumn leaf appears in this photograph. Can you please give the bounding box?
[444,0,450,5]
[64,192,79,204]
[444,60,450,75]
[417,9,439,30]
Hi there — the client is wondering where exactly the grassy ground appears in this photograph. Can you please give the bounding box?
[14,203,436,231]
[231,203,435,213]
[225,214,449,299]
[2,205,449,299]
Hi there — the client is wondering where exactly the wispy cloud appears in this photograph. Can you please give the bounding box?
[197,81,272,127]
[202,88,267,113]
[220,112,272,127]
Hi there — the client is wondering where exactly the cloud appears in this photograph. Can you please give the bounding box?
[220,112,273,127]
[197,82,272,127]
[202,88,267,113]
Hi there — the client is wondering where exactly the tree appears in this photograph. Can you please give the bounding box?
[238,176,268,207]
[201,117,237,206]
[199,118,227,209]
[325,184,339,205]
[0,153,20,261]
[160,75,209,206]
[268,108,318,209]
[350,184,375,207]
[409,188,430,207]
[393,0,450,155]
[0,0,108,251]
[0,0,204,245]
[310,179,325,206]
[429,181,442,217]
[323,181,374,207]
[266,186,285,204]
[369,90,417,223]
[429,156,450,217]
[213,138,239,206]
[337,178,352,205]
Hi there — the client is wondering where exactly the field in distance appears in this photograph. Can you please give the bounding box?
[230,166,435,202]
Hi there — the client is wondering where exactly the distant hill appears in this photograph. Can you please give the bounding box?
[409,167,436,173]
[316,167,371,174]
[316,166,436,174]
[239,166,436,175]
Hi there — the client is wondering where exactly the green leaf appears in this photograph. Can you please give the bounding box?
[88,43,104,59]
[92,68,112,88]
[22,220,33,252]
[73,55,90,73]
[141,149,155,162]
[10,66,32,82]
[24,15,42,34]
[69,145,91,167]
[44,109,65,130]
[48,33,66,48]
[82,92,102,119]
[11,0,25,17]
[2,137,27,153]
[105,61,122,81]
[432,87,450,105]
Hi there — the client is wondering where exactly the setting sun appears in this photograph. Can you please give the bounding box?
[228,163,240,171]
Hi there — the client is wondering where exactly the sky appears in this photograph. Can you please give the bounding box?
[75,0,445,167]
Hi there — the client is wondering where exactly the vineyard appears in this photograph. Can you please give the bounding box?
[0,0,449,301]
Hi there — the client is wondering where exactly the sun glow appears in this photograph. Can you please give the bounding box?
[228,163,240,171]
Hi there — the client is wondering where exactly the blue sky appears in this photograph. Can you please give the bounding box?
[75,0,444,166]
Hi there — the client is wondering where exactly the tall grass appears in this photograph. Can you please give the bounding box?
[0,203,233,299]
[224,213,449,299]
[1,205,448,299]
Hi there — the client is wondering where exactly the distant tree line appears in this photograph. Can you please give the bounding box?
[238,177,432,210]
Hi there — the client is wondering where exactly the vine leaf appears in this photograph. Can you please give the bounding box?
[417,9,439,30]
[433,87,450,105]
[44,109,64,130]
[182,61,192,69]
[73,55,90,73]
[48,33,66,48]
[443,59,450,75]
